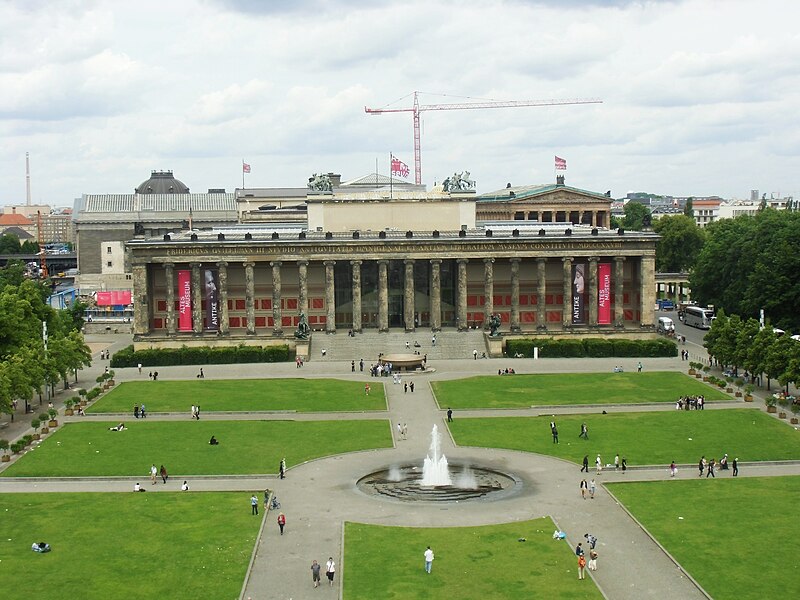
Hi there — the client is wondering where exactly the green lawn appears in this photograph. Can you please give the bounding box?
[89,378,386,413]
[0,492,261,600]
[432,372,729,409]
[2,420,392,477]
[344,519,603,599]
[449,409,800,466]
[608,477,800,600]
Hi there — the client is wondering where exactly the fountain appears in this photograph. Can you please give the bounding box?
[356,424,520,503]
[421,424,452,486]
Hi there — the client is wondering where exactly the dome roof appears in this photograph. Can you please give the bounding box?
[135,170,190,194]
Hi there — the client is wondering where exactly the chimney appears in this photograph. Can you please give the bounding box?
[327,173,342,187]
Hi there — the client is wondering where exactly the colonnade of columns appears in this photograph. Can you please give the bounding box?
[140,255,655,336]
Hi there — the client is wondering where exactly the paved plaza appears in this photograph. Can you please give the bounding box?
[2,333,799,599]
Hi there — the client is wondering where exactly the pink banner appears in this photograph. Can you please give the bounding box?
[598,262,611,325]
[178,270,192,332]
[96,291,132,306]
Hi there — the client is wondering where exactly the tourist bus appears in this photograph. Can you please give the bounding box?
[683,305,715,329]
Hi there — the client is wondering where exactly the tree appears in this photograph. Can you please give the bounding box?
[20,240,39,253]
[746,327,777,390]
[684,197,694,218]
[734,318,761,372]
[0,234,22,254]
[652,214,706,272]
[621,202,652,231]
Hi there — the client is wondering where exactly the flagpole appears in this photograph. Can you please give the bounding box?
[389,153,393,200]
[242,160,245,189]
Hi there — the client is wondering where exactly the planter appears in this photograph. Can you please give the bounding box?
[791,418,799,425]
[32,433,40,441]
[735,392,742,397]
[695,374,702,379]
[40,427,49,434]
[65,409,74,416]
[688,369,696,375]
[779,412,787,419]
[108,380,115,386]
[1,455,9,463]
[48,419,58,427]
[80,400,87,407]
[766,406,777,414]
[744,395,753,402]
[726,387,733,393]
[703,376,709,382]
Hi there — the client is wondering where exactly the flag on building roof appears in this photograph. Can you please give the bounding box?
[242,162,251,173]
[555,156,567,170]
[391,155,410,178]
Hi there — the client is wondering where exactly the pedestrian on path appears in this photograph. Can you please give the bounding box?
[447,408,453,422]
[637,361,643,372]
[138,363,142,374]
[698,456,706,477]
[584,533,597,550]
[140,404,146,418]
[579,422,588,439]
[588,549,598,571]
[596,454,602,474]
[402,423,408,440]
[197,368,204,378]
[160,464,168,484]
[706,458,716,478]
[410,381,415,393]
[424,546,434,573]
[670,461,677,477]
[404,383,408,393]
[134,404,140,419]
[614,453,619,471]
[277,512,286,535]
[397,422,403,439]
[581,455,589,473]
[279,458,286,479]
[311,560,321,588]
[621,456,627,474]
[359,358,364,372]
[351,361,355,372]
[150,464,157,485]
[578,554,587,579]
[580,478,588,499]
[575,542,584,557]
[733,457,739,476]
[589,478,596,499]
[251,494,259,515]
[326,557,336,586]
[550,421,559,444]
[473,349,478,360]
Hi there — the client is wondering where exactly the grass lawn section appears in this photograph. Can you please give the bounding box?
[432,372,728,409]
[1,420,392,477]
[344,519,603,600]
[89,378,386,413]
[608,477,800,600]
[0,492,260,600]
[449,409,800,465]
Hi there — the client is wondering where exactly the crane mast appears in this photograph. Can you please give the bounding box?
[365,91,602,185]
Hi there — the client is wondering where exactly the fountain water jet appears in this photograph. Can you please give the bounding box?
[421,424,451,486]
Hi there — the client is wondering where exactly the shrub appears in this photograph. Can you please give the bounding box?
[0,439,9,454]
[506,339,537,357]
[110,344,292,368]
[508,337,677,359]
[38,413,49,424]
[583,338,614,358]
[87,388,101,400]
[30,419,40,430]
[48,408,57,420]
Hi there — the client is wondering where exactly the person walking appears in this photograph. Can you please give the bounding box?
[698,456,706,477]
[473,349,478,360]
[359,358,364,372]
[410,381,415,393]
[637,361,643,372]
[134,404,140,419]
[138,363,142,374]
[584,533,597,550]
[580,478,588,499]
[575,542,585,557]
[670,460,677,477]
[279,458,286,479]
[596,454,603,475]
[614,453,620,471]
[550,421,559,444]
[581,455,589,473]
[579,422,588,439]
[325,557,336,586]
[160,464,168,484]
[311,560,321,588]
[351,360,355,372]
[404,382,408,394]
[397,422,403,439]
[150,464,157,485]
[277,512,286,535]
[589,478,596,499]
[588,549,598,571]
[447,408,453,422]
[424,546,434,573]
[621,456,627,474]
[251,494,259,515]
[578,554,587,579]
[706,458,716,478]
[733,457,739,477]
[402,423,408,440]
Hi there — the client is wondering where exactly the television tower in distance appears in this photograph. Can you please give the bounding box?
[26,152,32,206]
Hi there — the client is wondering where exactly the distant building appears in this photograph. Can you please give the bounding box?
[0,212,36,240]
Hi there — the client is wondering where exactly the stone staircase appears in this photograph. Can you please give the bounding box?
[308,329,488,362]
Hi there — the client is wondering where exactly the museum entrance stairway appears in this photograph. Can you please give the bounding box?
[309,329,487,362]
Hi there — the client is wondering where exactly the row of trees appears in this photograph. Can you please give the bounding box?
[0,261,91,416]
[703,311,800,392]
[0,233,38,255]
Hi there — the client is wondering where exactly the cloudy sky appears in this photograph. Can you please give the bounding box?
[1,0,798,206]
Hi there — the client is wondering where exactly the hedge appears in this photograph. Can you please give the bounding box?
[506,337,677,359]
[110,344,292,368]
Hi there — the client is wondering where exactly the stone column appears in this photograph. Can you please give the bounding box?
[483,258,494,327]
[132,264,150,335]
[297,260,308,317]
[510,258,521,332]
[562,257,573,328]
[324,260,336,333]
[191,263,203,334]
[588,257,599,327]
[351,260,362,333]
[404,259,415,332]
[614,256,625,327]
[640,255,656,327]
[456,259,468,331]
[429,259,442,331]
[243,261,256,335]
[217,261,229,335]
[378,260,389,332]
[271,261,283,337]
[164,263,176,335]
[536,258,547,330]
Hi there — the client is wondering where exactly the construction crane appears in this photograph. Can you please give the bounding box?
[365,91,602,185]
[37,210,48,279]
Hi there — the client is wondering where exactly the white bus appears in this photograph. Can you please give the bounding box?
[683,305,714,329]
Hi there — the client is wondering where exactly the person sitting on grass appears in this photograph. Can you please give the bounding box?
[209,435,219,445]
[133,482,146,492]
[109,423,125,431]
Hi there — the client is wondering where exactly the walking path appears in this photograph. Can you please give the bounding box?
[2,344,800,600]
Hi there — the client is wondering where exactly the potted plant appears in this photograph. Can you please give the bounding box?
[0,439,9,462]
[765,395,777,414]
[48,408,58,428]
[702,365,711,381]
[39,412,50,434]
[30,419,40,441]
[108,370,116,386]
[734,378,744,398]
[11,441,23,455]
[777,396,788,419]
[744,384,754,402]
[688,362,698,376]
[725,376,734,393]
[78,388,88,406]
[64,399,74,416]
[21,434,33,448]
[790,403,799,425]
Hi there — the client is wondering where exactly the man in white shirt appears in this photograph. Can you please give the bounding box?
[424,546,434,573]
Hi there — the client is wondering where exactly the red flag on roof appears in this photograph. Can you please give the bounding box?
[391,156,410,178]
[555,156,567,170]
[242,162,251,173]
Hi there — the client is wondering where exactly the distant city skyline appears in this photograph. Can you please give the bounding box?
[1,0,798,206]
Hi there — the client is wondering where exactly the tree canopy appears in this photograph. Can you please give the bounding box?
[652,214,706,272]
[621,202,652,231]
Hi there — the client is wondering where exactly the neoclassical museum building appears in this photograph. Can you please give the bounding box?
[127,177,658,349]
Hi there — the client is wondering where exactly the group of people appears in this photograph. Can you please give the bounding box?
[497,368,516,375]
[190,405,201,420]
[675,395,705,410]
[575,536,599,579]
[698,454,737,477]
[133,404,147,418]
[310,558,337,587]
[133,480,188,492]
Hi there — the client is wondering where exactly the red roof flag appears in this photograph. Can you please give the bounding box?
[391,156,410,178]
[555,156,567,170]
[242,162,251,173]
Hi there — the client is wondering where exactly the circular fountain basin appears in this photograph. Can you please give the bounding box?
[379,354,424,371]
[357,463,520,503]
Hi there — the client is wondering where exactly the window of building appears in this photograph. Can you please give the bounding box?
[107,246,112,253]
[107,261,113,268]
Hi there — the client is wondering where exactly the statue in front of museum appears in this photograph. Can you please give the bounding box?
[442,171,476,192]
[488,313,502,337]
[307,173,333,192]
[294,312,310,339]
